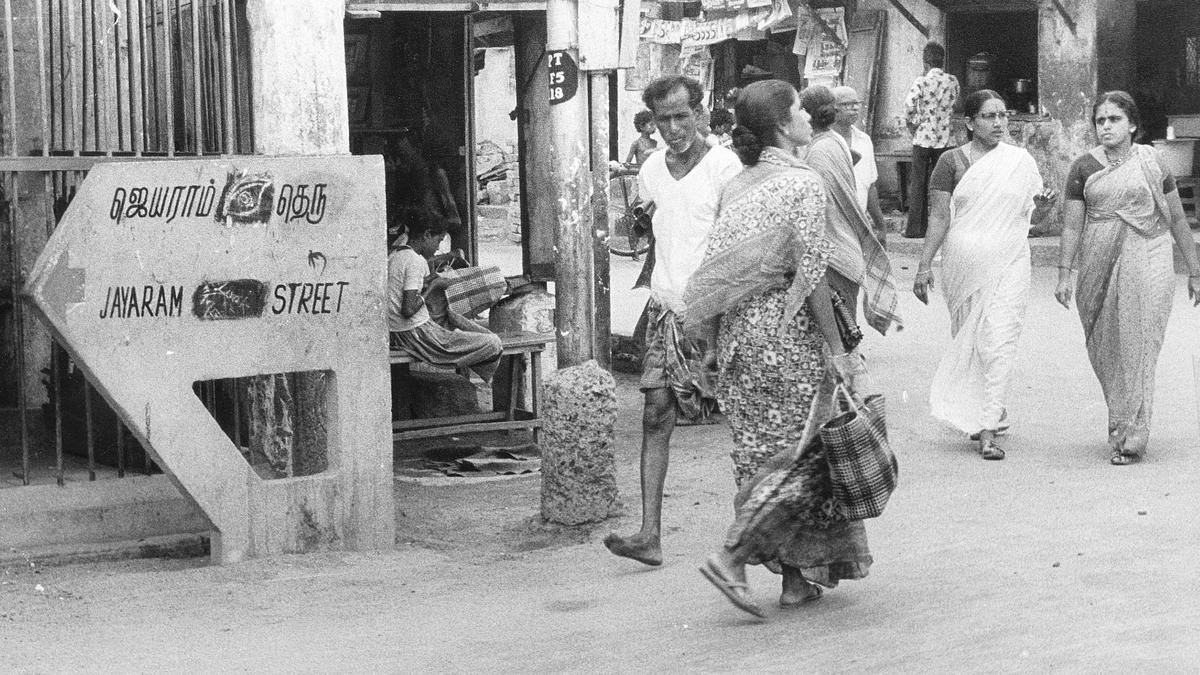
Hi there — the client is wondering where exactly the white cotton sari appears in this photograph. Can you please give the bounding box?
[930,143,1042,433]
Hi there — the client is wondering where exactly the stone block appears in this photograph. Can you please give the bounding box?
[540,360,618,525]
[489,287,556,411]
[486,181,512,205]
[409,368,486,418]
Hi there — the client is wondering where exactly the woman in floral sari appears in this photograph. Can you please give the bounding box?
[912,90,1055,460]
[1055,91,1200,465]
[684,80,869,619]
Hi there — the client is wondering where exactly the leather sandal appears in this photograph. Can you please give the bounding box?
[1110,451,1139,466]
[980,439,1005,460]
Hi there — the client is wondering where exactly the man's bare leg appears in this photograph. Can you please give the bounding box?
[604,387,676,566]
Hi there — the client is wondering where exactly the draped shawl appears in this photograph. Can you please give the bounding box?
[683,147,830,335]
[1076,143,1172,340]
[939,142,1041,317]
[804,131,901,334]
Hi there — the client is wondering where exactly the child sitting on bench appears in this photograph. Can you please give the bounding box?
[388,210,503,382]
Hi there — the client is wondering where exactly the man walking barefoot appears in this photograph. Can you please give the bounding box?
[603,76,741,566]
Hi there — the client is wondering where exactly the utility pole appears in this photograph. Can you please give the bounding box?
[590,72,612,371]
[545,0,596,368]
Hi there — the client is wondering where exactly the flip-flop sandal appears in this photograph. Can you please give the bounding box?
[779,584,823,608]
[1110,451,1140,466]
[700,555,766,619]
[980,440,1005,460]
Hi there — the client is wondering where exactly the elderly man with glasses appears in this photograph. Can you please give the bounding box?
[832,85,887,247]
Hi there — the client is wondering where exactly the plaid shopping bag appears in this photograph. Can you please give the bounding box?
[820,385,898,520]
[440,265,507,318]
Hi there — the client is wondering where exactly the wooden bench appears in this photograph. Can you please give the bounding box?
[389,331,551,442]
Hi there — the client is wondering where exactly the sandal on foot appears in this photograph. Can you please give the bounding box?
[779,584,823,608]
[1110,451,1140,466]
[980,440,1005,460]
[700,554,766,619]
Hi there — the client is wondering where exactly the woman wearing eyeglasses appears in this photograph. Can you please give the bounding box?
[913,89,1055,460]
[1054,91,1200,465]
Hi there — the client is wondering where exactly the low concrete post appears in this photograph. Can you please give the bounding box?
[540,360,618,525]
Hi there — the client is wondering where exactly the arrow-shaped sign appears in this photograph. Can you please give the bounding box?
[23,156,394,563]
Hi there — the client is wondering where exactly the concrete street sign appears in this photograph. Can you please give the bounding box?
[23,156,394,563]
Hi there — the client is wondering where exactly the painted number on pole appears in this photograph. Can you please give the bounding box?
[548,50,578,105]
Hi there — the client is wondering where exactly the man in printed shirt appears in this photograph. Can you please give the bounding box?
[903,41,959,238]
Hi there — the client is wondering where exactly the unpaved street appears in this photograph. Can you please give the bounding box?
[5,256,1200,672]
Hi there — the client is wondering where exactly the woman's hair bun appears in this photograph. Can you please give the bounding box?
[731,124,763,166]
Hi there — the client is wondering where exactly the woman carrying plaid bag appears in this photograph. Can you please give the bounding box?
[684,80,877,620]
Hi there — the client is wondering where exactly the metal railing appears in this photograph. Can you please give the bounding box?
[1,0,252,487]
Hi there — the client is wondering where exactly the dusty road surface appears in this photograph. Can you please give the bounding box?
[5,256,1200,672]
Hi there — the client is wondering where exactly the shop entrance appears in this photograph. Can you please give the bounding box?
[344,12,474,258]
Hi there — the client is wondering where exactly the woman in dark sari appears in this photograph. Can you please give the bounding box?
[1055,91,1200,465]
[684,80,869,619]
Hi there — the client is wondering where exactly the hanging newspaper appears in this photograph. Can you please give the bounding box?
[801,7,847,85]
[679,46,714,89]
[627,43,713,91]
[639,3,781,48]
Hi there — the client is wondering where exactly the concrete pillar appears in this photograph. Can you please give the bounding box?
[3,0,53,409]
[589,72,611,371]
[1038,0,1098,141]
[246,0,350,155]
[513,15,556,281]
[1034,0,1100,232]
[227,0,393,561]
[540,360,618,525]
[546,0,596,368]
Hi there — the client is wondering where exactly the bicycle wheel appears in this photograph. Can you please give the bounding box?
[607,170,652,258]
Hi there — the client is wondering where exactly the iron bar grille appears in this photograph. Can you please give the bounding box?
[0,0,252,487]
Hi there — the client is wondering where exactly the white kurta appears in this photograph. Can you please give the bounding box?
[849,126,878,213]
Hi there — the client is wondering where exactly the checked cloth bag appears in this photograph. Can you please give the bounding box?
[440,265,507,318]
[820,384,898,519]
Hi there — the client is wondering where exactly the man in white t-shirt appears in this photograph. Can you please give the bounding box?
[604,75,742,567]
[832,85,887,247]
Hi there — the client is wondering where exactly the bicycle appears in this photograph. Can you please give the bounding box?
[607,165,653,259]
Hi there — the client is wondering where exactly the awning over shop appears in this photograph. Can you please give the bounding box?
[346,0,546,13]
[922,0,1036,9]
[639,0,844,50]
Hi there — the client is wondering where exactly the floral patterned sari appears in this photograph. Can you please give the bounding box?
[684,148,872,586]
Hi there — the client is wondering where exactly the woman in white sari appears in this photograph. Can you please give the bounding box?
[913,90,1055,459]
